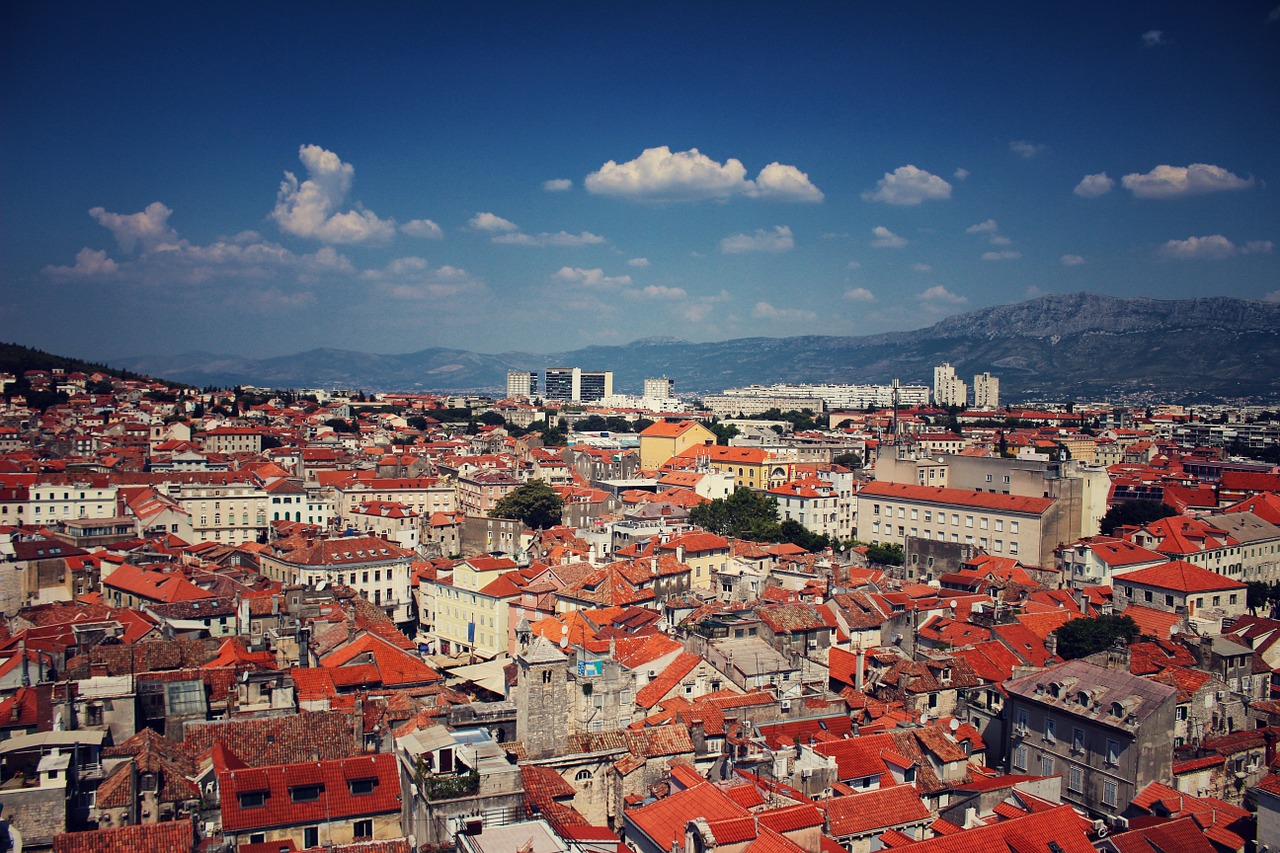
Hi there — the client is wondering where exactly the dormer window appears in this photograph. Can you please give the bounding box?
[238,790,266,808]
[348,778,376,796]
[290,784,322,803]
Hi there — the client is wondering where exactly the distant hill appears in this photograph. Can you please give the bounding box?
[0,341,155,386]
[112,293,1280,402]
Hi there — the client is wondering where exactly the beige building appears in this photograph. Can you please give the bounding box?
[857,481,1055,564]
[637,420,716,471]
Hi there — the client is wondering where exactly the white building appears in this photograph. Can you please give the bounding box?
[644,377,675,400]
[973,372,1000,410]
[505,371,538,400]
[933,363,967,408]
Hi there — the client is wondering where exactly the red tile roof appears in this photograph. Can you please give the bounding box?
[1115,559,1246,593]
[825,785,930,837]
[858,481,1054,514]
[53,819,195,853]
[220,753,400,833]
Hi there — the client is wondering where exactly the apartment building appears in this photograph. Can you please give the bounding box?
[856,481,1054,564]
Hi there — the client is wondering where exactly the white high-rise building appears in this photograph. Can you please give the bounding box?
[543,368,612,402]
[973,372,1000,409]
[933,363,968,407]
[644,377,675,399]
[506,371,538,400]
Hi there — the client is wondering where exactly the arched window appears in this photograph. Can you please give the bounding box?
[575,769,592,781]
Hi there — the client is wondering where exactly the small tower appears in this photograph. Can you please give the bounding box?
[514,635,570,759]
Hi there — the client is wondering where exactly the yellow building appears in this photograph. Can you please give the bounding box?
[638,420,716,472]
[425,555,525,659]
[671,444,791,491]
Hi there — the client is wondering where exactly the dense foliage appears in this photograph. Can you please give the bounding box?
[1099,499,1178,535]
[489,479,565,530]
[1055,615,1139,660]
[688,487,782,540]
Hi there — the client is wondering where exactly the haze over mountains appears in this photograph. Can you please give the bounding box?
[118,293,1280,402]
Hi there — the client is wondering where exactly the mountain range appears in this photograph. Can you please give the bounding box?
[116,293,1280,403]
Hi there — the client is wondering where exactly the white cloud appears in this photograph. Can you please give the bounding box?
[1121,164,1254,198]
[360,257,482,299]
[862,165,952,205]
[966,219,999,235]
[48,204,360,290]
[271,145,395,244]
[1009,140,1048,159]
[982,250,1021,261]
[1160,235,1273,260]
[553,267,633,289]
[1074,173,1114,198]
[1264,290,1280,302]
[1060,254,1087,266]
[750,162,825,202]
[917,285,967,305]
[753,301,817,322]
[846,260,862,269]
[401,219,443,239]
[954,168,970,180]
[911,263,933,273]
[543,178,572,191]
[1142,29,1166,47]
[45,247,120,277]
[633,284,687,300]
[870,226,907,249]
[720,225,794,254]
[627,257,650,267]
[845,287,876,302]
[584,146,823,203]
[493,230,606,247]
[89,201,177,252]
[469,212,520,232]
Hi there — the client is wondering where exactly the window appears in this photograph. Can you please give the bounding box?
[1044,717,1056,742]
[1105,739,1120,766]
[575,769,593,781]
[1013,744,1027,770]
[965,515,974,528]
[304,827,319,848]
[349,778,376,796]
[1015,708,1028,733]
[1009,542,1018,555]
[1072,728,1084,753]
[995,519,1004,532]
[238,791,266,808]
[1175,706,1187,721]
[1102,779,1118,807]
[291,785,322,803]
[1041,754,1055,775]
[354,819,373,840]
[1068,765,1083,792]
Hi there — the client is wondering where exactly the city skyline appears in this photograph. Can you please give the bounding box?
[2,2,1278,362]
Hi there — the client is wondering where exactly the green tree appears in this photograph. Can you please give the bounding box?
[605,416,633,433]
[779,519,830,552]
[1099,500,1178,536]
[1055,615,1139,660]
[689,487,781,541]
[478,411,506,427]
[324,417,355,433]
[633,417,655,433]
[864,542,904,566]
[578,414,609,432]
[708,421,739,446]
[489,480,565,530]
[832,451,862,468]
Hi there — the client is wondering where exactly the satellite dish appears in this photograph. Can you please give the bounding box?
[949,718,960,732]
[919,712,928,725]
[948,600,957,610]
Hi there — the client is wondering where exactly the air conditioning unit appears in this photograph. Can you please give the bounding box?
[1111,816,1130,831]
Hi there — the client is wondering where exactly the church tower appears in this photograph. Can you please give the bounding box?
[514,634,570,759]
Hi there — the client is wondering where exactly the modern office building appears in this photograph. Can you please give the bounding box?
[543,368,613,403]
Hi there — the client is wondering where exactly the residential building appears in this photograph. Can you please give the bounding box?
[856,481,1055,564]
[972,371,1000,409]
[165,479,268,545]
[643,377,674,400]
[505,370,538,400]
[1112,560,1247,633]
[1003,659,1177,819]
[933,362,967,407]
[543,367,613,403]
[258,533,417,624]
[637,420,715,472]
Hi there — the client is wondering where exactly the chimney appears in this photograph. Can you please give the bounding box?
[651,556,659,577]
[855,648,865,692]
[963,807,982,829]
[1045,631,1058,659]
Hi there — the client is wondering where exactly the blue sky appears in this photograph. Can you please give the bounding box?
[3,2,1278,362]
